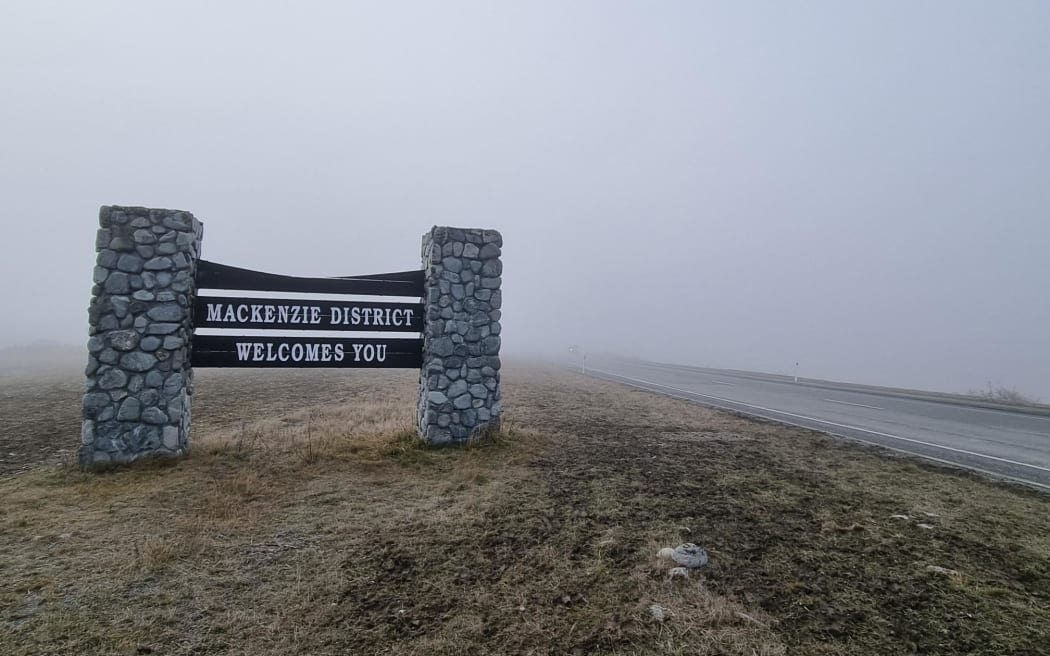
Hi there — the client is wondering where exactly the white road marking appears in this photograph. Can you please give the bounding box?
[586,367,1050,475]
[909,399,1050,423]
[710,380,735,387]
[824,398,884,411]
[822,431,1050,491]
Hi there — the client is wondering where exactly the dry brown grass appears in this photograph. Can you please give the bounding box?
[1,364,1048,655]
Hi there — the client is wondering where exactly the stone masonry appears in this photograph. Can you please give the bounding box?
[81,206,204,467]
[417,226,502,443]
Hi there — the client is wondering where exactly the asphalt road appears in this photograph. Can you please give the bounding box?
[580,357,1050,490]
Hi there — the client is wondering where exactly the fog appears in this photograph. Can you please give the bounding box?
[1,1,1047,398]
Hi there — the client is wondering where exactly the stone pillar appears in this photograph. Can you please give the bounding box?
[81,206,204,467]
[417,227,502,444]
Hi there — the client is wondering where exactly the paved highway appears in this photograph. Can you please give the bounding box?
[581,357,1050,489]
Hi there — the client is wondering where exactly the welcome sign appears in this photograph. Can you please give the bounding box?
[82,206,502,467]
[190,260,424,368]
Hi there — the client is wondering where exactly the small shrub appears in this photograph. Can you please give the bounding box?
[968,384,1040,405]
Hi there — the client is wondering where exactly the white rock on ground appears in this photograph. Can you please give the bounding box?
[671,543,709,568]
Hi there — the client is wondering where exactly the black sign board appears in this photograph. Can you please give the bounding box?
[191,260,425,369]
[196,260,424,297]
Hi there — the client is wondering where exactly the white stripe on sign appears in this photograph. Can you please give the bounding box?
[194,328,421,339]
[197,288,420,304]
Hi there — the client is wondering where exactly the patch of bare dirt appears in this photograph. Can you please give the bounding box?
[0,365,84,473]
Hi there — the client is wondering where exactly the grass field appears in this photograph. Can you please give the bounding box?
[1,362,1048,655]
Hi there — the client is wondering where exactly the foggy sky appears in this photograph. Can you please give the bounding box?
[1,1,1047,398]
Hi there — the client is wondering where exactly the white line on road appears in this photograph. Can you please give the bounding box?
[586,367,1050,474]
[824,398,884,411]
[820,431,1050,491]
[710,380,735,387]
